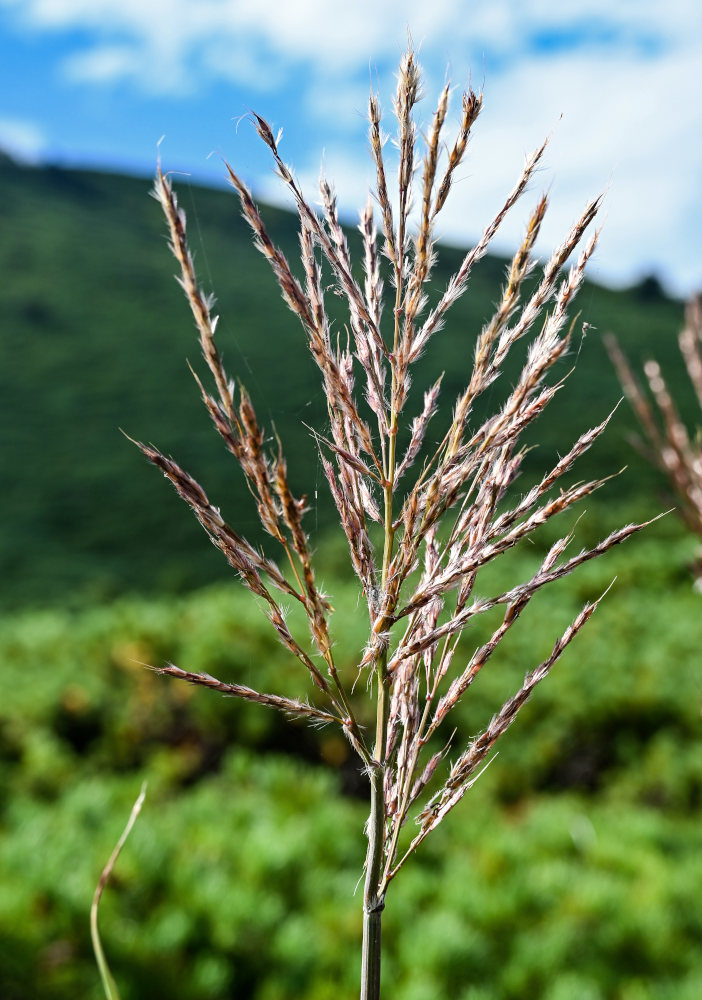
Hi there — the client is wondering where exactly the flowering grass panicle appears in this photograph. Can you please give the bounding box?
[607,297,702,572]
[137,47,649,999]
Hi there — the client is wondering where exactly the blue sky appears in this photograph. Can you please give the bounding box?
[1,0,701,295]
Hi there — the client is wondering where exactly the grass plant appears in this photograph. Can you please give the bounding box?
[135,47,648,997]
[607,297,702,576]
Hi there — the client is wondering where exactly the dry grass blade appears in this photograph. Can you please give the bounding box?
[91,783,147,1000]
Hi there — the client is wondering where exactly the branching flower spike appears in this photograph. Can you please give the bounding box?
[607,296,702,578]
[139,48,649,1000]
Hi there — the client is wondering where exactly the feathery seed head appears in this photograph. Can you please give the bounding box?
[143,46,648,901]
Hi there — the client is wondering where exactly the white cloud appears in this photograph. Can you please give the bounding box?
[0,116,47,162]
[6,0,698,90]
[257,34,702,295]
[64,44,142,84]
[2,0,701,291]
[431,43,702,293]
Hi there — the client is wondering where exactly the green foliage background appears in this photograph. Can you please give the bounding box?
[1,155,701,998]
[2,526,702,999]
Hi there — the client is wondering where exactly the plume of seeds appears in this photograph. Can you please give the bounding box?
[140,46,649,997]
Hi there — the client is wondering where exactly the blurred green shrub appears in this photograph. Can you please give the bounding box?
[1,514,701,998]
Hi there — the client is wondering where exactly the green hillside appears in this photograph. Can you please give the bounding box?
[0,155,688,607]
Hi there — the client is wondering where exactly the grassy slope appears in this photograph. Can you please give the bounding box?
[0,156,688,607]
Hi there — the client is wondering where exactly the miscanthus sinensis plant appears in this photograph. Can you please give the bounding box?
[607,297,702,579]
[135,48,649,999]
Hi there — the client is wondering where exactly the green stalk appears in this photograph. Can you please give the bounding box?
[360,252,404,998]
[361,753,386,1000]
